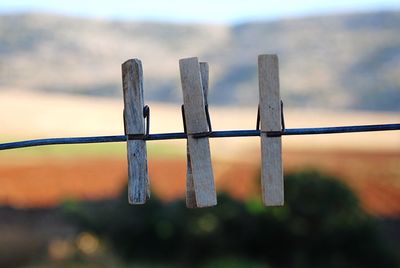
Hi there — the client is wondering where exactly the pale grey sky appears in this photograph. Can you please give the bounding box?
[1,0,399,23]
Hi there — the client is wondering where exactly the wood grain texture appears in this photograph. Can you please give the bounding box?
[258,54,281,132]
[186,62,209,208]
[260,134,283,205]
[180,57,216,208]
[187,136,216,207]
[122,59,149,204]
[179,57,208,134]
[186,150,196,208]
[200,62,209,106]
[258,54,284,206]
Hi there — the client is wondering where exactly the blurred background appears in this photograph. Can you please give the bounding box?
[0,0,399,267]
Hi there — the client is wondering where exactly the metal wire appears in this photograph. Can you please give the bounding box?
[0,123,399,151]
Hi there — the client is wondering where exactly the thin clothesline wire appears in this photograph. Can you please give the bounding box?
[0,123,399,151]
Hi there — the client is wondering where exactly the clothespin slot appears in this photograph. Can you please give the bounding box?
[180,57,217,208]
[258,54,284,206]
[122,58,150,204]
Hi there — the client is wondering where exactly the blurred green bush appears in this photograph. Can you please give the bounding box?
[63,170,399,268]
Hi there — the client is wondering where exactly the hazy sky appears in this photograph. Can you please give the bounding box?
[1,0,399,23]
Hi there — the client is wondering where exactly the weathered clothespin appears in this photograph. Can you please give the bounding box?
[180,57,217,208]
[122,59,150,204]
[185,62,209,208]
[258,54,284,206]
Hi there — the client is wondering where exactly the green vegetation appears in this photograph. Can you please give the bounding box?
[1,170,398,267]
[60,170,399,268]
[0,140,185,158]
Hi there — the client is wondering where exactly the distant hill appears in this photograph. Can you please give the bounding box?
[0,11,399,111]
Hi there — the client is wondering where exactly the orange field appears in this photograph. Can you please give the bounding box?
[1,91,399,217]
[0,149,399,218]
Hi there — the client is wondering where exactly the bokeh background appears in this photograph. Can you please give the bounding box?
[0,1,399,267]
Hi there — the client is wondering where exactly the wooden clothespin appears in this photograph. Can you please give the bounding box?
[122,59,150,204]
[180,57,217,208]
[258,54,284,206]
[186,62,209,208]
